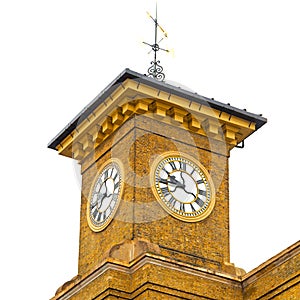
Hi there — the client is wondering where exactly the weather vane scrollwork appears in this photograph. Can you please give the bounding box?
[143,5,170,81]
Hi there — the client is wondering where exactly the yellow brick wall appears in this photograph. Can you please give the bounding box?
[77,114,231,277]
[54,256,244,299]
[51,114,300,300]
[243,241,300,300]
[78,119,136,276]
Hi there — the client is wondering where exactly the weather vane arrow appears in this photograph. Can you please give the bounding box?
[143,3,170,81]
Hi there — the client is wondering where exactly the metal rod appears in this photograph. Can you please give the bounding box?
[144,3,166,81]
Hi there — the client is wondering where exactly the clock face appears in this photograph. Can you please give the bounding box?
[152,154,215,222]
[87,160,123,232]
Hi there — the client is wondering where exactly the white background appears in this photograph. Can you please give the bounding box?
[0,1,299,299]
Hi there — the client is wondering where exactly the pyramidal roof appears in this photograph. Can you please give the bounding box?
[48,68,267,153]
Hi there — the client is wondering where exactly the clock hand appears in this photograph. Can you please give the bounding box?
[159,177,181,186]
[180,172,186,188]
[170,176,185,189]
[167,176,186,194]
[158,178,169,185]
[183,188,197,199]
[179,172,196,198]
[97,182,108,209]
[169,185,184,193]
[97,193,106,209]
[106,190,114,198]
[159,176,185,190]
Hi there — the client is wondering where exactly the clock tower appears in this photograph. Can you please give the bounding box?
[49,69,267,299]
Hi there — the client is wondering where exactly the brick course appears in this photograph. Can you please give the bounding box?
[51,111,299,300]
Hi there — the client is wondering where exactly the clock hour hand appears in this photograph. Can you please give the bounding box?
[159,176,184,188]
[180,172,186,187]
[169,175,185,188]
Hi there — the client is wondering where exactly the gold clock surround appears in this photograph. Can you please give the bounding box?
[151,152,215,222]
[87,158,124,232]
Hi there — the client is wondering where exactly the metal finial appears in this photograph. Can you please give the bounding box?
[143,4,168,81]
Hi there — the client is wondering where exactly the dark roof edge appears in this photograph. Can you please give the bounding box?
[131,73,267,128]
[48,68,267,150]
[48,69,138,150]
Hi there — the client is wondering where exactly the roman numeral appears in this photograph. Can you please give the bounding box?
[163,167,170,176]
[179,161,187,171]
[104,169,109,179]
[159,178,168,185]
[95,211,101,222]
[179,202,185,212]
[114,181,120,190]
[190,203,196,212]
[112,169,118,180]
[169,161,177,170]
[168,196,176,207]
[198,189,206,197]
[92,209,98,219]
[90,203,97,213]
[161,186,169,196]
[195,198,204,207]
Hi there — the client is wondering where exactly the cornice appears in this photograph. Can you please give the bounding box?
[53,78,258,162]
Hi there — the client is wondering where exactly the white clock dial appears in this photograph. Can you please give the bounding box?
[87,160,122,232]
[152,154,215,222]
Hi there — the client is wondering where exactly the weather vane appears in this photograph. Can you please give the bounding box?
[143,4,169,81]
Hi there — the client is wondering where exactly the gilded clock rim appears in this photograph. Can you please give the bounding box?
[150,151,215,222]
[87,158,124,232]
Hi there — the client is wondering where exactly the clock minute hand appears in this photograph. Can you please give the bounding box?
[180,172,186,188]
[97,182,108,209]
[180,173,196,198]
[183,188,197,199]
[97,192,106,209]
